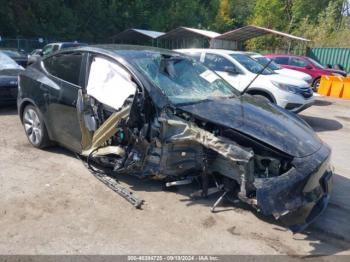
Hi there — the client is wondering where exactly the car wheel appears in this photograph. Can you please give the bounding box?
[22,105,50,148]
[313,78,320,92]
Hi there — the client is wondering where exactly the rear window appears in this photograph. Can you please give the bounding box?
[43,53,83,85]
[272,56,289,65]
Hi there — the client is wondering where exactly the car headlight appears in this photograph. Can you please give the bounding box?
[304,77,313,84]
[272,81,300,94]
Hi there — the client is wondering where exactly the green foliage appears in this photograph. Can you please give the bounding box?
[293,0,350,48]
[212,0,235,31]
[0,0,349,49]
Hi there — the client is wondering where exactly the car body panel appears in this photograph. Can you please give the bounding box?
[247,52,313,84]
[18,45,332,232]
[177,49,314,113]
[178,95,322,158]
[0,53,24,104]
[266,54,347,81]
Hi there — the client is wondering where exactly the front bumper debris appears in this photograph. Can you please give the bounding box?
[254,143,332,232]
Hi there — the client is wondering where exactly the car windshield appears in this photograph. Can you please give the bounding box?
[128,52,239,105]
[254,56,282,71]
[230,53,274,75]
[308,58,325,69]
[0,53,22,70]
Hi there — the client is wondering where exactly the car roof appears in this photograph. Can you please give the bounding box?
[58,44,180,59]
[47,42,79,45]
[267,53,307,59]
[245,52,261,57]
[176,48,248,56]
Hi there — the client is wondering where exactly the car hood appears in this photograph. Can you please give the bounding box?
[0,68,23,77]
[267,73,309,87]
[323,68,347,76]
[177,95,322,158]
[276,68,312,80]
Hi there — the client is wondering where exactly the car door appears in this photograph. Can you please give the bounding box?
[41,52,85,151]
[203,53,244,90]
[288,57,311,74]
[271,56,291,68]
[84,54,137,111]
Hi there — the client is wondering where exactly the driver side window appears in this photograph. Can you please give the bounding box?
[289,57,308,67]
[86,57,137,110]
[204,53,237,72]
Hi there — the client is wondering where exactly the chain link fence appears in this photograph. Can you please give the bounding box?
[0,37,62,53]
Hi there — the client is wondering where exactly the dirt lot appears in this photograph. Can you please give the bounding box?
[0,96,349,255]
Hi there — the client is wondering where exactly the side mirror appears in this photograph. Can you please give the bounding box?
[305,65,313,70]
[224,66,239,75]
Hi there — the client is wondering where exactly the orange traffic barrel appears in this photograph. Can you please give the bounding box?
[342,77,350,99]
[329,76,344,98]
[318,76,332,96]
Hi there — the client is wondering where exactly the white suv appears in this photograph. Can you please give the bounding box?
[176,49,314,113]
[246,52,313,85]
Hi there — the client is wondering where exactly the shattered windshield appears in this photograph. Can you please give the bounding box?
[128,52,239,105]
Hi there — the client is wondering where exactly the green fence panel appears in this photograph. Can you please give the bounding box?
[307,48,350,73]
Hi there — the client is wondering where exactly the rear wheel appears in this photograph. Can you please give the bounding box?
[22,105,50,148]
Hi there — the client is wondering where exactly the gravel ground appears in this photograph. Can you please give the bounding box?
[0,96,349,255]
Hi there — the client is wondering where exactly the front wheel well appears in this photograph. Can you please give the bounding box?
[246,90,275,103]
[312,76,321,85]
[19,101,35,122]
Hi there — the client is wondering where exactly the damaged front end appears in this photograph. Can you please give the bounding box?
[76,51,332,232]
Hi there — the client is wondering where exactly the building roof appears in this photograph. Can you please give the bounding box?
[113,28,165,41]
[215,25,310,42]
[157,27,220,40]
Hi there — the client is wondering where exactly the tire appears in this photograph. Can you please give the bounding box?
[312,78,321,92]
[22,105,50,149]
[252,94,272,103]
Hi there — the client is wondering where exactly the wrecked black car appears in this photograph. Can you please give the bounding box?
[17,45,333,232]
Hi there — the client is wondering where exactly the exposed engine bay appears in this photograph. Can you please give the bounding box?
[76,78,295,216]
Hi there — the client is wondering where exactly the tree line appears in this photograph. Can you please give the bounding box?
[0,0,349,51]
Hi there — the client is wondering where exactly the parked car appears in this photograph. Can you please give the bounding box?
[18,45,332,232]
[0,48,28,67]
[0,53,24,105]
[27,42,87,66]
[246,52,313,85]
[266,54,347,91]
[177,49,314,113]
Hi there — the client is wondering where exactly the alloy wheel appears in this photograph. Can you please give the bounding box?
[23,108,42,145]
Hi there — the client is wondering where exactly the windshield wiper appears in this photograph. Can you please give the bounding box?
[241,59,273,95]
